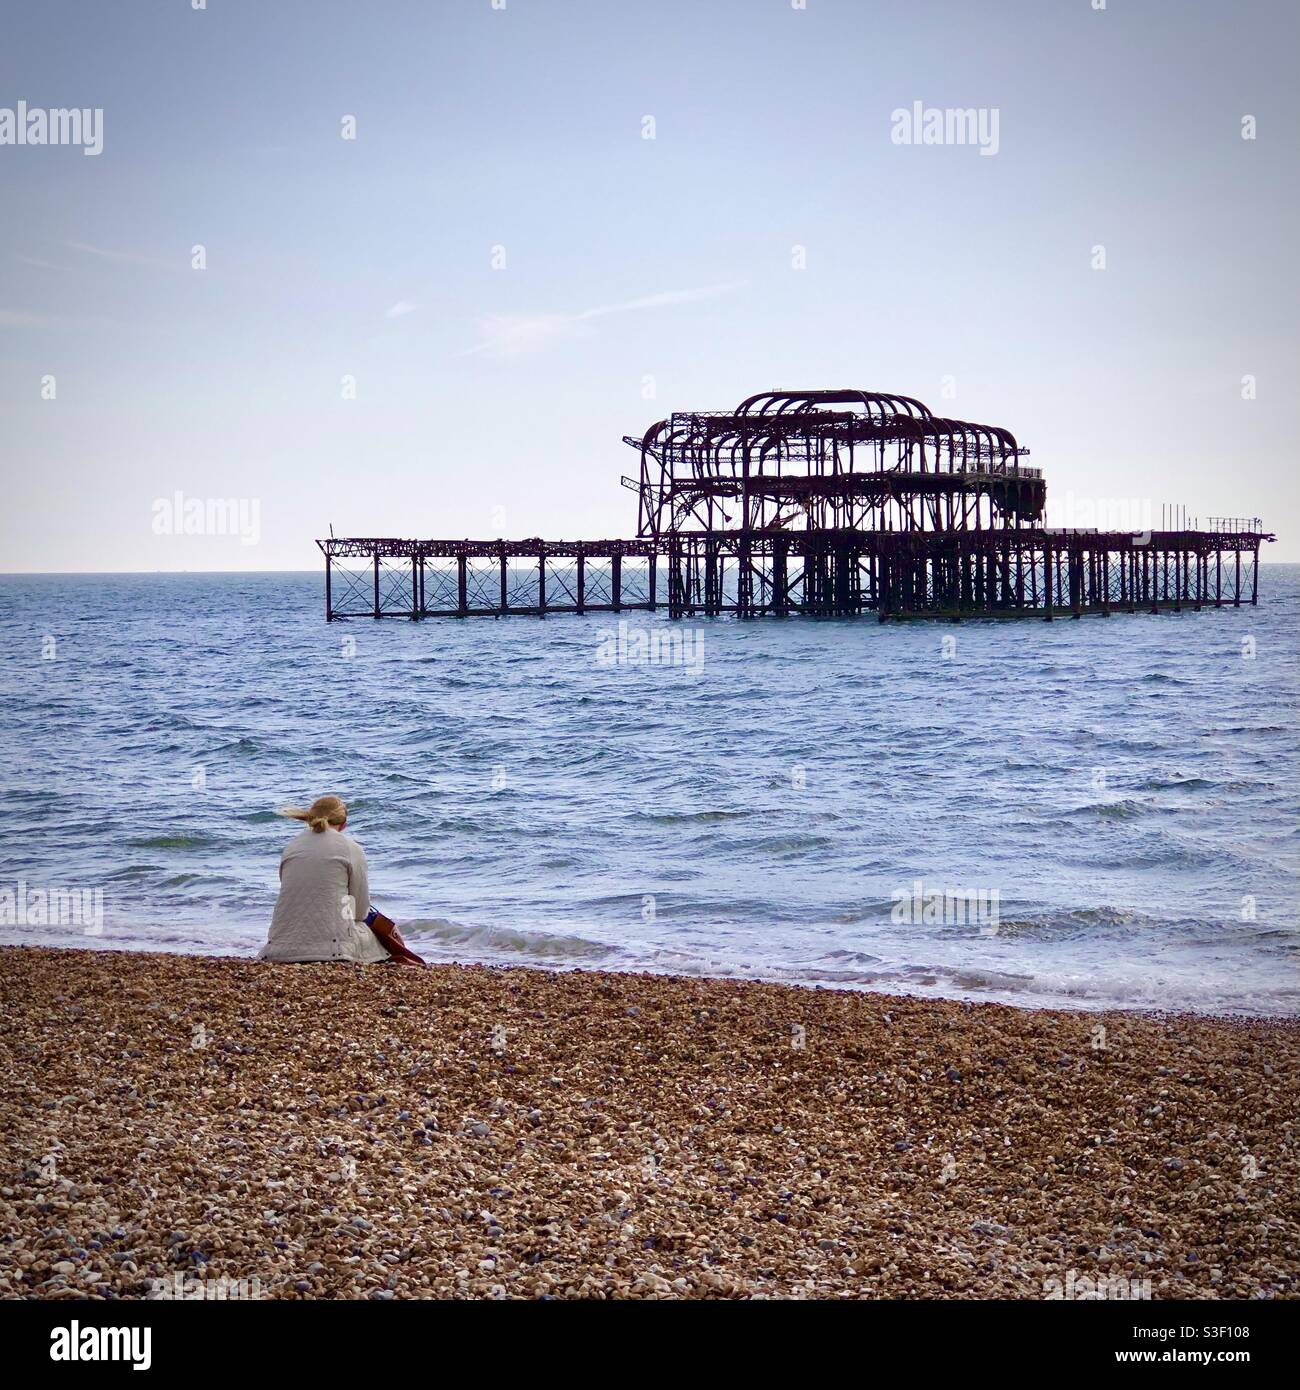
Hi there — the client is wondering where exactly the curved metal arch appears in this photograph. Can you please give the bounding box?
[934,418,1017,472]
[956,420,1016,470]
[638,416,716,534]
[924,418,971,473]
[637,418,671,456]
[926,417,990,471]
[635,418,671,536]
[969,422,998,468]
[736,389,932,421]
[987,425,1020,468]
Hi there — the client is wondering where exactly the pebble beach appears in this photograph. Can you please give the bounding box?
[1,946,1296,1301]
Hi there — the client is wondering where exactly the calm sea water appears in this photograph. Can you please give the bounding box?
[2,567,1297,1016]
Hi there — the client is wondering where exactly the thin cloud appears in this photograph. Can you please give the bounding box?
[385,301,416,319]
[65,240,173,269]
[459,312,592,358]
[576,282,748,321]
[458,280,748,359]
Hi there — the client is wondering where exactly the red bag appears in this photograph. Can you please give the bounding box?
[366,909,426,967]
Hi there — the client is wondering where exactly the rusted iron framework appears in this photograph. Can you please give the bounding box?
[662,527,1265,619]
[321,539,657,619]
[624,388,1043,538]
[320,388,1273,620]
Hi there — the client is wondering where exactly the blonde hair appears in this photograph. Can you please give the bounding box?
[280,795,347,833]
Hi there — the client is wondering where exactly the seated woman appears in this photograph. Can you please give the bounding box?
[259,795,390,964]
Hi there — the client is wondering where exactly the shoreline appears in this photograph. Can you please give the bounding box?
[1,945,1296,1300]
[8,936,1292,1024]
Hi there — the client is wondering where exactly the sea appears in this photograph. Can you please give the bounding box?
[1,566,1297,1017]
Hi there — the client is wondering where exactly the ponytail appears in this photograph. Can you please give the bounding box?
[279,795,347,833]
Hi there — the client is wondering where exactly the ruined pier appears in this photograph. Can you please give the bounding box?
[321,390,1272,620]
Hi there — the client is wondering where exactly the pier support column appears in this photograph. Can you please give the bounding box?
[738,538,754,616]
[833,544,853,615]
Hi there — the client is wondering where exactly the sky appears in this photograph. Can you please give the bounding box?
[1,0,1297,570]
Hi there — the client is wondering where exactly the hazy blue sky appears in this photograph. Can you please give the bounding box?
[2,0,1296,569]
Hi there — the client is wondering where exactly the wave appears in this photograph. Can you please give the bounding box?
[1056,905,1151,926]
[131,833,217,849]
[203,736,261,756]
[829,901,908,924]
[747,833,834,856]
[819,948,884,965]
[1062,798,1151,820]
[1132,775,1255,793]
[651,953,1300,1017]
[925,963,1300,1016]
[403,917,616,962]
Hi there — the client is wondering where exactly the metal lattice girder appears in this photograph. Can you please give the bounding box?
[377,558,410,613]
[582,563,613,606]
[320,538,657,560]
[618,560,652,605]
[543,557,579,605]
[464,560,500,612]
[506,567,539,609]
[423,564,458,611]
[328,562,374,616]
